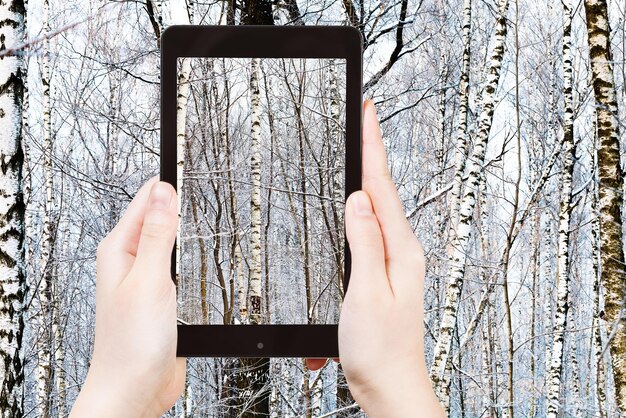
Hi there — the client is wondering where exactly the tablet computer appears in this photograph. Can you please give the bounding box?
[161,25,362,357]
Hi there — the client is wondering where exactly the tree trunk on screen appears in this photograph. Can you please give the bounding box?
[190,190,209,323]
[429,0,509,401]
[236,4,273,416]
[175,2,193,286]
[328,58,345,297]
[248,57,263,326]
[0,0,26,415]
[206,63,232,326]
[261,67,275,323]
[222,68,237,326]
[176,56,191,287]
[294,85,318,414]
[234,56,270,418]
[583,0,626,412]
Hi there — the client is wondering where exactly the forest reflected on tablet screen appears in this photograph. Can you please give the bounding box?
[176,57,347,326]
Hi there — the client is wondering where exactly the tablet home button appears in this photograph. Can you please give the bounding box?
[257,342,264,349]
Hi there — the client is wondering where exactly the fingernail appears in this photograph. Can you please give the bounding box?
[353,192,372,216]
[150,182,173,210]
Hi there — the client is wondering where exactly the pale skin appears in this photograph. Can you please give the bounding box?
[70,100,444,418]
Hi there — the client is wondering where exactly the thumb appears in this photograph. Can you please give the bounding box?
[133,181,178,284]
[345,191,388,291]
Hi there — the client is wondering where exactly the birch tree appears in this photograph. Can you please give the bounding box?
[233,1,274,414]
[176,3,193,285]
[546,1,576,414]
[447,0,471,234]
[0,0,26,415]
[35,0,54,415]
[592,140,607,416]
[429,0,509,403]
[248,57,263,326]
[583,0,626,412]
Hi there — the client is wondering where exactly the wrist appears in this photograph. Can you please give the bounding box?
[71,367,160,418]
[349,367,443,418]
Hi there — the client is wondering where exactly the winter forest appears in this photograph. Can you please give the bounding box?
[0,0,624,416]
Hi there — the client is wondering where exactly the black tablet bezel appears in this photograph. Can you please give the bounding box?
[161,25,362,357]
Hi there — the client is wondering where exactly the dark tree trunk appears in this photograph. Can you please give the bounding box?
[241,0,273,25]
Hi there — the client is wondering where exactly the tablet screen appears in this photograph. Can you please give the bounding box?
[176,57,347,326]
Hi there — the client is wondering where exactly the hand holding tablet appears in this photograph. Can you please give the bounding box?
[70,101,443,418]
[316,101,443,417]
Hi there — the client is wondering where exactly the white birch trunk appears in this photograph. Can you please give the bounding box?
[175,1,192,286]
[176,56,190,286]
[429,0,509,399]
[544,219,554,373]
[53,277,66,417]
[591,124,607,417]
[446,0,471,232]
[236,234,248,322]
[434,30,449,316]
[328,59,345,300]
[481,320,492,414]
[248,57,263,325]
[328,59,342,207]
[21,0,32,315]
[546,2,575,414]
[569,331,581,416]
[583,0,626,412]
[54,217,70,417]
[453,138,564,360]
[0,1,26,414]
[36,0,53,415]
[486,292,498,416]
[529,211,539,418]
